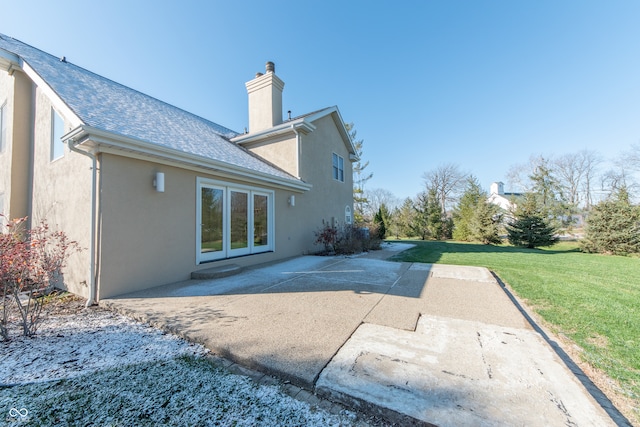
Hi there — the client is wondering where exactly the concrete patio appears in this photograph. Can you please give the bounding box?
[102,244,624,426]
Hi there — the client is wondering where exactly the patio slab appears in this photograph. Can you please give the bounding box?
[102,246,622,426]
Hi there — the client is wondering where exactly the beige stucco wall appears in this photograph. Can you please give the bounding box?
[96,154,308,298]
[0,70,32,222]
[293,114,355,249]
[96,115,353,299]
[242,134,299,177]
[8,71,33,221]
[243,113,355,257]
[0,70,13,222]
[30,87,93,298]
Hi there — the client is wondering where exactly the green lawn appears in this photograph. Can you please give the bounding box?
[390,240,639,419]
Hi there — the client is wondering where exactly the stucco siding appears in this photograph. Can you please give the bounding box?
[96,154,309,298]
[243,134,299,177]
[30,87,92,297]
[0,71,14,221]
[294,115,354,251]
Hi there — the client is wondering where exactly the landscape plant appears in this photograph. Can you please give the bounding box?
[581,187,640,255]
[0,216,80,340]
[506,193,558,249]
[314,223,380,255]
[453,176,503,244]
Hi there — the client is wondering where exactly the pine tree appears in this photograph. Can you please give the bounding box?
[470,199,502,245]
[411,192,430,240]
[506,193,558,248]
[453,177,483,241]
[373,204,390,240]
[425,188,446,240]
[582,187,640,255]
[345,123,372,224]
[397,198,416,238]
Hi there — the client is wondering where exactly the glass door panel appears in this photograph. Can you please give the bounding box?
[230,190,249,253]
[253,194,269,248]
[201,187,224,260]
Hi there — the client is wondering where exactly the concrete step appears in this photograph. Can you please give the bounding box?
[191,264,243,280]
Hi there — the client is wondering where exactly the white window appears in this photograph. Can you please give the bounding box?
[0,102,7,153]
[197,178,274,263]
[345,206,352,225]
[332,153,344,182]
[51,108,64,160]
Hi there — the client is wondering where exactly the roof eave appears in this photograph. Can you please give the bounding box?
[64,125,311,192]
[231,120,316,145]
[0,48,21,72]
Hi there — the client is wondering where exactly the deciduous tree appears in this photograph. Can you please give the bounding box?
[422,163,467,216]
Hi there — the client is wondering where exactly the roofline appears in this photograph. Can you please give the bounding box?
[232,105,358,160]
[1,49,83,128]
[231,120,316,144]
[64,125,312,192]
[0,48,21,72]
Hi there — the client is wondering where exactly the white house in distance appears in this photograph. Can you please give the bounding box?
[0,34,356,303]
[487,182,522,212]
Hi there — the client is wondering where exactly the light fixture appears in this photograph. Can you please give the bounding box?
[153,172,165,193]
[288,195,295,206]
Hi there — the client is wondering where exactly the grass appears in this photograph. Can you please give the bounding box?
[390,240,639,420]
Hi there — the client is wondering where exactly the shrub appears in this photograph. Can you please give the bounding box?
[506,214,558,249]
[0,216,80,340]
[314,223,381,255]
[581,187,640,255]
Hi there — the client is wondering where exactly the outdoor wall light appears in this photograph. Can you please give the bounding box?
[288,195,295,206]
[153,172,165,193]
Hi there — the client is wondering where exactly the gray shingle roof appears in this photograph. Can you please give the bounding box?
[0,34,298,181]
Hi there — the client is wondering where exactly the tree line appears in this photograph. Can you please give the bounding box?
[351,135,640,255]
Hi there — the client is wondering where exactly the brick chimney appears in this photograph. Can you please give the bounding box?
[245,61,284,133]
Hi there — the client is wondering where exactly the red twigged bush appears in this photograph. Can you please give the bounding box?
[0,216,80,340]
[314,223,382,255]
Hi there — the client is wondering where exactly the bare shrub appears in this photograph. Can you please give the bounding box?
[0,216,80,340]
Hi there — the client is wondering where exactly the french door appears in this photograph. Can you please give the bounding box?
[197,179,273,263]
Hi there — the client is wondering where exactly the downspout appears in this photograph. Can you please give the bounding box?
[67,138,98,307]
[291,124,301,179]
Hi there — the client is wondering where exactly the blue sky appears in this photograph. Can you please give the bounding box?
[2,1,639,201]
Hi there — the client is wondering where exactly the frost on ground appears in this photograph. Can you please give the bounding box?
[1,302,361,426]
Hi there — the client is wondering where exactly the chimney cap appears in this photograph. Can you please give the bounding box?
[266,61,275,73]
[255,72,263,78]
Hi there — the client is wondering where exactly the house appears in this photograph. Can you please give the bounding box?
[487,181,521,212]
[0,34,356,302]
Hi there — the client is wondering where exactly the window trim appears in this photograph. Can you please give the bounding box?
[51,108,65,161]
[0,101,7,153]
[345,205,352,225]
[332,152,344,182]
[196,178,274,264]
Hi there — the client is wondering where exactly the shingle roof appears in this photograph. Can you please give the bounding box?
[0,34,298,182]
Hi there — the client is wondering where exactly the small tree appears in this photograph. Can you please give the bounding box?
[0,216,80,340]
[470,200,503,245]
[411,192,430,240]
[397,198,416,238]
[425,188,448,240]
[453,176,484,241]
[581,187,640,255]
[373,204,390,240]
[346,123,373,224]
[506,193,558,249]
